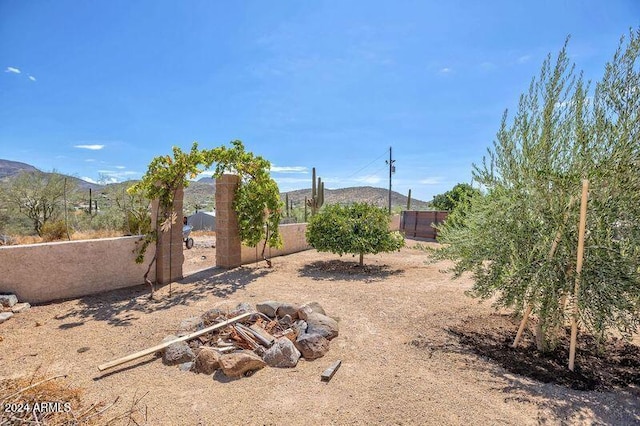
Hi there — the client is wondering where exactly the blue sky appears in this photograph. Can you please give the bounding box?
[1,1,638,201]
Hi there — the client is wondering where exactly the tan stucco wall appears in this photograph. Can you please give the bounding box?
[241,223,310,264]
[390,214,401,231]
[0,236,156,304]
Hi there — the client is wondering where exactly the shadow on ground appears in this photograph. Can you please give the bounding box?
[407,313,640,424]
[298,259,404,282]
[53,266,272,327]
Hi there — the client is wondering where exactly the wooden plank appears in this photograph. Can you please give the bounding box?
[247,324,276,347]
[569,179,589,371]
[234,324,260,350]
[97,312,253,372]
[235,323,274,347]
[320,359,342,382]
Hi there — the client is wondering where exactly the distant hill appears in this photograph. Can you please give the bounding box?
[0,159,103,191]
[197,177,215,184]
[281,186,431,210]
[0,159,39,179]
[0,159,431,210]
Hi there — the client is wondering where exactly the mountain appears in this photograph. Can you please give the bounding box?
[281,186,431,210]
[0,159,39,179]
[0,159,431,210]
[0,159,103,191]
[197,177,215,184]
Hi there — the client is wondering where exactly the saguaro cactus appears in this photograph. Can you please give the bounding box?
[285,193,290,217]
[406,189,412,210]
[306,167,324,216]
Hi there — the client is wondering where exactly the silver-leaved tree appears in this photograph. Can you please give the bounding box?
[434,29,640,352]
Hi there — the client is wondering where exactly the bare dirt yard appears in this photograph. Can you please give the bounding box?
[1,238,639,425]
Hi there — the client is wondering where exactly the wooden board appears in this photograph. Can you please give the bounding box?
[97,312,252,372]
[321,360,342,382]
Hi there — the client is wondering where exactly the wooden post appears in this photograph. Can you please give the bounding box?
[569,179,589,371]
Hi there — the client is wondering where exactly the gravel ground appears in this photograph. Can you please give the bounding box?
[1,238,638,425]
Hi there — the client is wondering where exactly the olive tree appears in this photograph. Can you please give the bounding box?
[306,203,405,266]
[434,30,640,352]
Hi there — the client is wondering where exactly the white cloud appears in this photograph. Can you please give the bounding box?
[97,170,141,183]
[115,165,126,169]
[440,67,452,74]
[5,67,20,74]
[28,75,36,81]
[273,177,310,184]
[518,55,531,64]
[355,175,382,184]
[270,165,308,174]
[81,176,98,184]
[74,144,105,150]
[419,177,443,185]
[85,159,95,162]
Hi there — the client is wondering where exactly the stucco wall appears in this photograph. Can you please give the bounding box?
[0,236,156,304]
[390,214,401,231]
[240,223,310,264]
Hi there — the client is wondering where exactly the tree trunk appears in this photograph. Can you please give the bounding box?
[359,253,364,266]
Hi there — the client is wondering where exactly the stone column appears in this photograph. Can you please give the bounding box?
[156,185,184,284]
[215,174,242,268]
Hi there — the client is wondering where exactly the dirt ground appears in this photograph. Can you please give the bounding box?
[1,238,639,425]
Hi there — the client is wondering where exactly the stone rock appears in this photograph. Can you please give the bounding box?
[230,302,255,317]
[188,340,203,351]
[276,303,299,319]
[195,347,221,375]
[294,333,330,360]
[305,312,339,340]
[178,317,204,336]
[179,362,194,372]
[219,350,266,378]
[201,308,226,325]
[263,337,301,368]
[11,303,31,313]
[0,312,13,324]
[162,335,195,365]
[0,294,18,308]
[256,301,282,318]
[280,314,293,326]
[297,301,326,320]
[292,320,307,336]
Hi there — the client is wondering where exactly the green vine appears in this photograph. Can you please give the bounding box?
[128,140,283,289]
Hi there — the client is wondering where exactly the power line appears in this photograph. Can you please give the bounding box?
[343,149,388,180]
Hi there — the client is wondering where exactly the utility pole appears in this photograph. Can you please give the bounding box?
[386,146,395,214]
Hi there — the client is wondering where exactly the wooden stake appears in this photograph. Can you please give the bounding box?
[97,312,252,372]
[321,360,342,382]
[569,179,589,371]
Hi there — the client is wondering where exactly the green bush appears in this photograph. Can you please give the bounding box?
[41,220,70,242]
[306,203,404,266]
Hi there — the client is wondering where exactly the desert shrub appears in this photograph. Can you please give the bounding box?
[306,202,404,266]
[41,220,71,242]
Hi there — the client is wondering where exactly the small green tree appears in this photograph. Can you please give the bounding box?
[434,30,640,352]
[431,182,482,229]
[431,183,480,211]
[3,171,74,236]
[306,203,404,266]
